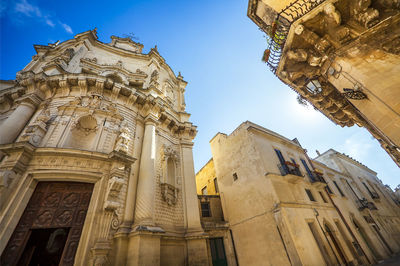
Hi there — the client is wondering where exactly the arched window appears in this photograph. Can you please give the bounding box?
[167,157,175,185]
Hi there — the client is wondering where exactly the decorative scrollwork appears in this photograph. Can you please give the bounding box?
[342,89,368,100]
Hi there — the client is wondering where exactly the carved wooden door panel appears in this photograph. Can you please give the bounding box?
[1,182,93,266]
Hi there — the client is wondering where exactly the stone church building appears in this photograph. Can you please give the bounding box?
[0,29,208,265]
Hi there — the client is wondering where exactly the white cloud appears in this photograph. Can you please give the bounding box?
[13,0,72,33]
[15,0,41,17]
[61,23,73,34]
[45,17,55,27]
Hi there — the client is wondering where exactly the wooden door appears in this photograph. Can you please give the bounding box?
[1,182,93,266]
[210,238,228,266]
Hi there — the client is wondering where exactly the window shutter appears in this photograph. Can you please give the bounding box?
[301,159,315,181]
[274,149,289,173]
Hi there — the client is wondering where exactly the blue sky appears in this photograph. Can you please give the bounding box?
[1,0,399,188]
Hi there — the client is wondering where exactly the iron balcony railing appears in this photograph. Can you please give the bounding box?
[308,171,326,184]
[355,198,377,211]
[277,163,302,177]
[263,0,326,73]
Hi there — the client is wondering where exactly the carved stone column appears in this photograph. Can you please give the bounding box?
[133,116,157,226]
[0,94,41,144]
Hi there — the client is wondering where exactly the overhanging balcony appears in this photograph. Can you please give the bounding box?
[277,163,303,183]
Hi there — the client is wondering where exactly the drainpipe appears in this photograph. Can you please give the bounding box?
[324,187,371,264]
[314,208,342,265]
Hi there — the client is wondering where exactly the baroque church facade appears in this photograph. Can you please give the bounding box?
[0,29,209,265]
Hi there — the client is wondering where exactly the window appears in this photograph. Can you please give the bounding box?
[202,186,208,195]
[201,202,211,217]
[319,191,328,203]
[305,189,316,202]
[233,173,238,181]
[214,178,219,193]
[333,181,345,197]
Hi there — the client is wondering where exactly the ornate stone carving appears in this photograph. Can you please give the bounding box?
[160,183,178,206]
[104,176,124,211]
[73,115,98,135]
[160,144,179,162]
[342,89,368,100]
[350,0,380,28]
[114,121,131,154]
[136,68,145,74]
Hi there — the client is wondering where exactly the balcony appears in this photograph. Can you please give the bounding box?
[254,0,326,74]
[277,163,303,183]
[310,170,326,188]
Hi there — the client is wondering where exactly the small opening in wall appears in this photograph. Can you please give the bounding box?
[233,173,238,181]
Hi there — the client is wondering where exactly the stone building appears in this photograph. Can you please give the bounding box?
[196,121,400,265]
[247,0,400,167]
[0,30,209,265]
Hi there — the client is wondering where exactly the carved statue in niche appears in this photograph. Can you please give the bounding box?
[149,70,159,88]
[114,121,131,154]
[350,0,380,28]
[160,145,179,206]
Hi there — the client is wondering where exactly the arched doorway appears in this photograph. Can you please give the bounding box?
[1,182,93,266]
